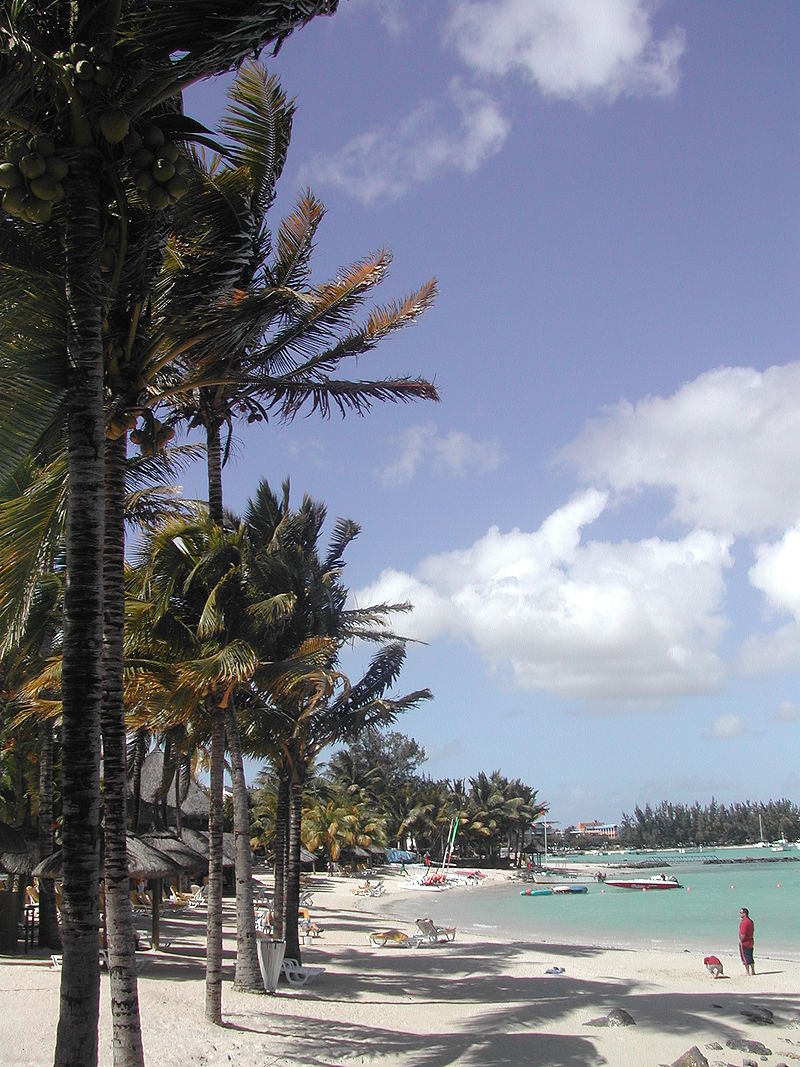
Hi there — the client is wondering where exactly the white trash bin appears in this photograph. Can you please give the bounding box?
[256,936,286,993]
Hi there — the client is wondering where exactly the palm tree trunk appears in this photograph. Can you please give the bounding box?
[102,431,145,1067]
[55,152,105,1067]
[205,710,225,1024]
[37,721,61,950]
[204,419,259,984]
[283,772,304,963]
[272,773,289,940]
[224,703,261,991]
[174,769,182,837]
[131,731,147,833]
[205,416,224,528]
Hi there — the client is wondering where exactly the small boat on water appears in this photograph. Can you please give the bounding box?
[529,869,597,885]
[521,884,588,897]
[604,874,682,891]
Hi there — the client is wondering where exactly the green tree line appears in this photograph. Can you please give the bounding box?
[619,798,800,848]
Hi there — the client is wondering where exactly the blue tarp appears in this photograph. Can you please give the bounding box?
[385,848,416,864]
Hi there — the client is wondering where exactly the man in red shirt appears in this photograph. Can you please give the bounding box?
[738,907,755,975]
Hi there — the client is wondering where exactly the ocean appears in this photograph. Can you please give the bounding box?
[388,848,800,960]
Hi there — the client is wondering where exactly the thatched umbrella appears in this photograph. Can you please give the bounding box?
[178,828,235,869]
[0,840,39,877]
[0,820,27,855]
[34,836,184,950]
[139,832,208,874]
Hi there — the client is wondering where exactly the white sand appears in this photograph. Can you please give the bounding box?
[3,869,800,1066]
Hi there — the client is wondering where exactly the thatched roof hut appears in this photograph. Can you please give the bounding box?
[33,836,183,881]
[130,749,210,831]
[0,840,39,876]
[0,820,27,855]
[178,828,235,869]
[139,833,208,875]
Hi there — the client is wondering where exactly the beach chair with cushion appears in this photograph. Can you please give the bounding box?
[368,928,424,948]
[415,917,457,943]
[281,957,326,986]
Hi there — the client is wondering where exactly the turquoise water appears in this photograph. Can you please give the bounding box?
[390,849,800,960]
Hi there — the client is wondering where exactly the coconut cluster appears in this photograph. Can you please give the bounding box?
[123,126,189,211]
[53,42,117,99]
[130,417,175,455]
[0,135,68,224]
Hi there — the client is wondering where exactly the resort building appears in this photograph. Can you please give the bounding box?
[574,820,619,839]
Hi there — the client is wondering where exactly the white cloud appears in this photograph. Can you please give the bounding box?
[299,80,509,205]
[446,0,685,102]
[750,522,800,619]
[737,622,800,677]
[561,363,800,537]
[774,701,799,723]
[737,520,800,676]
[709,713,747,739]
[379,423,504,487]
[355,489,733,699]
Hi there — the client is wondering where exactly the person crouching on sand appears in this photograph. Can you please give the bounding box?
[703,955,723,978]
[739,907,755,975]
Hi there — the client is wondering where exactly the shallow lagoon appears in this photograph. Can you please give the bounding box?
[390,848,800,960]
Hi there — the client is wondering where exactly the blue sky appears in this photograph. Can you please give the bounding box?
[182,1,800,827]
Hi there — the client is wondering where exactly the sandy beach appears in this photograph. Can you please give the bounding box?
[3,869,800,1067]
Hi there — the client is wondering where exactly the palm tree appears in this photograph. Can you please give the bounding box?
[1,5,339,1060]
[238,481,431,961]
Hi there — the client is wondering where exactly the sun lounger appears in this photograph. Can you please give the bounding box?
[368,928,424,948]
[51,950,109,970]
[187,885,207,909]
[281,957,326,986]
[415,917,457,943]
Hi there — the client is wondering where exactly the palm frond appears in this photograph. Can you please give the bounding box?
[221,62,295,209]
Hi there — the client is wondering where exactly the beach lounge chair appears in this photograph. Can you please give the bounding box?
[368,928,424,948]
[281,957,326,986]
[415,917,457,943]
[187,884,207,909]
[51,950,109,971]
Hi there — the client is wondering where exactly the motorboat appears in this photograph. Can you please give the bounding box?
[603,874,682,890]
[521,884,588,897]
[528,867,597,885]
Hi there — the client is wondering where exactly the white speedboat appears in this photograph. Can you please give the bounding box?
[604,874,682,891]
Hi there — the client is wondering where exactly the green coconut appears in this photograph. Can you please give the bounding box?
[5,143,26,165]
[19,153,47,179]
[132,147,154,169]
[134,169,155,192]
[152,159,175,183]
[26,199,52,224]
[99,109,130,144]
[2,187,29,217]
[30,134,55,157]
[29,176,63,202]
[69,42,90,61]
[123,130,143,152]
[0,163,22,190]
[75,58,95,80]
[45,156,69,181]
[159,141,180,164]
[166,174,188,200]
[147,186,170,211]
[142,124,165,149]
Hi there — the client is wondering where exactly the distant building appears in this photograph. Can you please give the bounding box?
[574,820,618,840]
